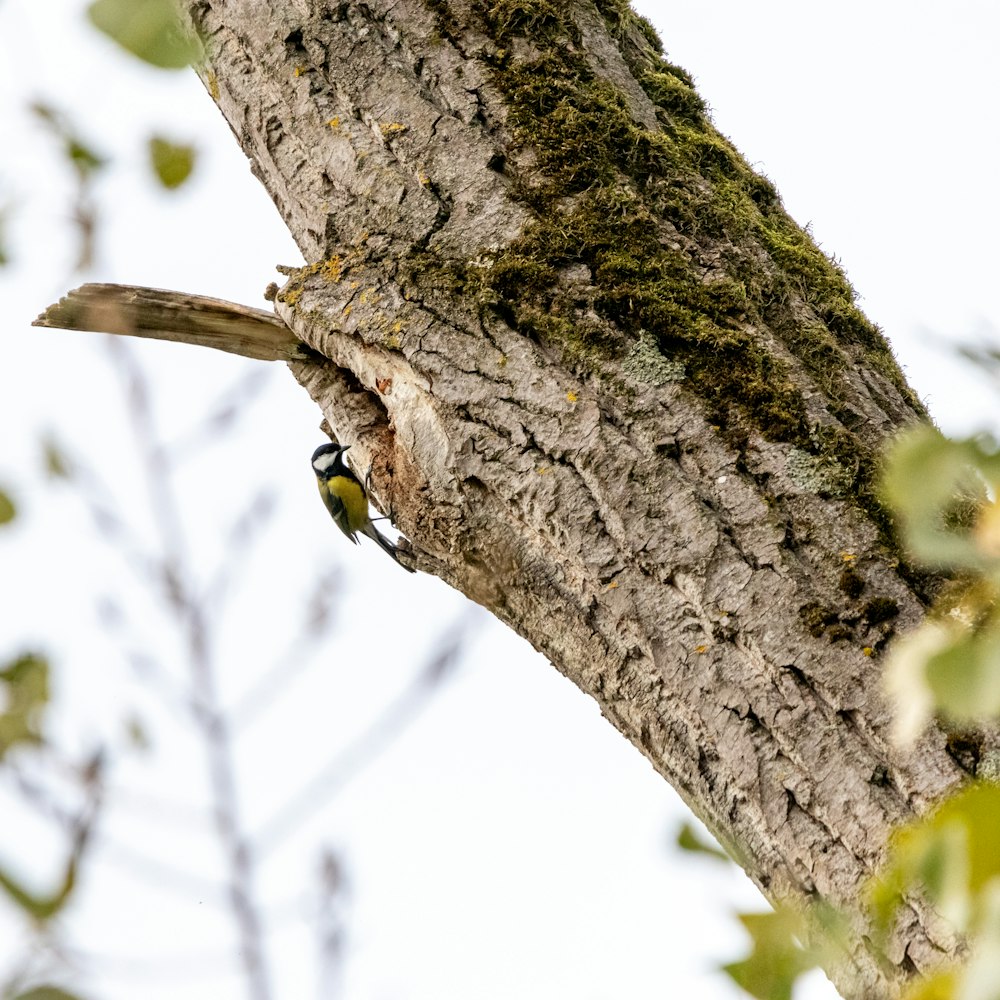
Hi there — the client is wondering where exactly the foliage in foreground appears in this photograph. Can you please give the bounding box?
[722,425,1000,999]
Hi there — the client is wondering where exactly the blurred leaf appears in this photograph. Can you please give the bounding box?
[42,436,72,480]
[0,207,9,267]
[66,139,104,177]
[124,714,151,752]
[87,0,204,68]
[29,102,106,181]
[924,627,1000,721]
[676,820,730,862]
[900,968,959,1000]
[962,882,1000,1000]
[13,986,88,1000]
[0,487,16,525]
[872,783,1000,937]
[883,428,1000,572]
[0,653,50,759]
[721,909,816,1000]
[883,621,952,743]
[148,136,196,189]
[0,852,78,923]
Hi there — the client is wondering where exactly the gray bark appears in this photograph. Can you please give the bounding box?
[56,1,981,994]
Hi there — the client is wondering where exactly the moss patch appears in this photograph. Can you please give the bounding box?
[863,597,900,626]
[422,0,923,543]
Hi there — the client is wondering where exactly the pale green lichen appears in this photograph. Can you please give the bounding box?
[977,749,1000,784]
[786,447,850,496]
[621,329,686,384]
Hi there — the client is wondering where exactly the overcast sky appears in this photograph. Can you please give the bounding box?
[2,3,998,1000]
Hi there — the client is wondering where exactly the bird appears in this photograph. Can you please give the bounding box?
[311,442,414,572]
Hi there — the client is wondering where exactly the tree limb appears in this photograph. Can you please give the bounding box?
[33,283,313,363]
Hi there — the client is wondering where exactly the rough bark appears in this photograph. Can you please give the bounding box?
[44,1,983,994]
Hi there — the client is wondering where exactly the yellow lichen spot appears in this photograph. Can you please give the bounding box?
[418,173,431,187]
[321,256,343,282]
[279,287,302,307]
[349,281,359,290]
[385,335,401,350]
[342,304,353,318]
[566,390,578,403]
[497,354,508,368]
[294,65,306,77]
[536,466,549,475]
[605,580,618,591]
[380,122,408,138]
[391,320,403,334]
[206,70,220,101]
[359,287,381,305]
[694,644,708,654]
[862,646,874,657]
[327,116,341,129]
[841,551,857,563]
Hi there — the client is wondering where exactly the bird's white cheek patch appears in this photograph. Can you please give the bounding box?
[313,452,338,473]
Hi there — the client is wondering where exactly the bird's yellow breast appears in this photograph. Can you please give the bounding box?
[326,474,369,532]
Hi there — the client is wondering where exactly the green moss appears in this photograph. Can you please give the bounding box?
[634,15,664,55]
[839,567,866,599]
[484,0,573,44]
[418,0,922,545]
[863,597,900,626]
[639,70,706,121]
[800,602,840,638]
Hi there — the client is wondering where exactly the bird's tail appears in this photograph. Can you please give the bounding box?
[362,522,416,573]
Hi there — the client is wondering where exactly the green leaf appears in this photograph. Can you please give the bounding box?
[148,136,196,189]
[0,853,78,923]
[962,882,1000,1000]
[721,909,816,1000]
[924,626,1000,721]
[0,653,50,759]
[900,968,959,1000]
[0,487,16,525]
[13,985,88,1000]
[872,783,1000,935]
[676,821,730,862]
[882,427,1000,572]
[30,103,106,181]
[87,0,203,69]
[42,436,72,480]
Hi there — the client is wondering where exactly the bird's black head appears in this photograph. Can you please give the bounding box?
[311,442,349,477]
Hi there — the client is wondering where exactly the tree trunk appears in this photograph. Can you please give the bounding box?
[166,1,971,993]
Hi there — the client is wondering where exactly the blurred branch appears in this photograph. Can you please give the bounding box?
[33,284,315,363]
[0,751,104,924]
[29,102,105,272]
[106,339,273,1000]
[316,848,347,1000]
[254,611,477,856]
[201,488,278,613]
[166,367,273,467]
[10,757,221,904]
[228,567,343,730]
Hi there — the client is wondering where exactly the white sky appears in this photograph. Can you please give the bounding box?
[1,2,998,999]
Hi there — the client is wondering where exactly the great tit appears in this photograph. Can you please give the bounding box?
[311,442,414,572]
